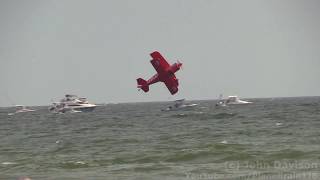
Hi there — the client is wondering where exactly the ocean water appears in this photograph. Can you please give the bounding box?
[0,97,320,180]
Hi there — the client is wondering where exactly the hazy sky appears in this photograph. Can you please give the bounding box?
[0,0,319,106]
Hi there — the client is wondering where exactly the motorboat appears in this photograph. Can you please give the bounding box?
[163,99,198,111]
[49,94,96,113]
[215,95,252,107]
[61,94,97,112]
[225,96,252,105]
[8,105,35,115]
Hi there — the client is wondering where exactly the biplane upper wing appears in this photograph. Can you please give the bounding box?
[150,51,170,75]
[163,75,179,95]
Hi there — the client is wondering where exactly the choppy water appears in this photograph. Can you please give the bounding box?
[1,97,320,180]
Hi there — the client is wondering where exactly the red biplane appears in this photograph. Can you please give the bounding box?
[137,51,182,95]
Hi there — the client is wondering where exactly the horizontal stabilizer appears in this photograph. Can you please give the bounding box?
[137,78,149,92]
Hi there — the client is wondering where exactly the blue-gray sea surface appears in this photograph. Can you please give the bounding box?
[1,97,320,180]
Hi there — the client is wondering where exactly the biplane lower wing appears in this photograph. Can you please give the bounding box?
[163,76,179,95]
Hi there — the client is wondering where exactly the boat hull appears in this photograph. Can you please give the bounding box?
[72,106,96,112]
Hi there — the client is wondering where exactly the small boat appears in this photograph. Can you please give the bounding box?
[163,99,198,111]
[216,95,252,107]
[225,96,252,105]
[8,105,35,115]
[49,94,96,113]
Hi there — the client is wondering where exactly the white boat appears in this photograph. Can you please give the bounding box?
[225,96,252,105]
[49,94,96,113]
[216,95,252,107]
[8,105,35,115]
[163,99,198,111]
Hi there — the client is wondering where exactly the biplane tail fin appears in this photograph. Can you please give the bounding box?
[137,78,149,92]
